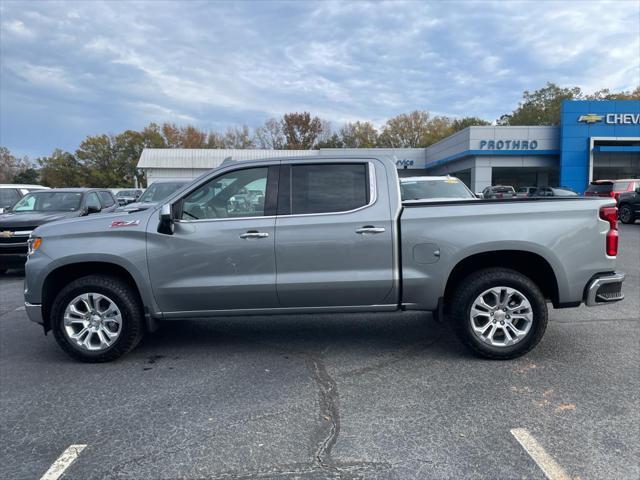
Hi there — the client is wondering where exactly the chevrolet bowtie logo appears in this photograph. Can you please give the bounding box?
[0,230,14,238]
[578,113,604,124]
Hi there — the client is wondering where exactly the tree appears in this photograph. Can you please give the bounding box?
[451,116,491,132]
[223,125,254,149]
[254,118,285,149]
[13,168,39,184]
[0,146,18,182]
[38,149,86,187]
[587,85,640,100]
[206,131,225,148]
[378,111,453,148]
[498,83,583,126]
[281,112,324,149]
[339,121,379,148]
[316,133,344,148]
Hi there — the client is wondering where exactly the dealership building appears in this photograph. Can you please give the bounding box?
[138,100,639,193]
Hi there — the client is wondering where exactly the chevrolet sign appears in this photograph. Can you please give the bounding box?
[0,230,14,238]
[578,113,640,124]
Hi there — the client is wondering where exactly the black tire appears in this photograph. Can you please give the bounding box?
[619,204,635,224]
[450,268,548,360]
[51,275,144,362]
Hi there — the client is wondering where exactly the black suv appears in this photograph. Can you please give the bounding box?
[0,188,118,272]
[618,186,640,224]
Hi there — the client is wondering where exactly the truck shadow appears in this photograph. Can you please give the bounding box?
[136,311,468,360]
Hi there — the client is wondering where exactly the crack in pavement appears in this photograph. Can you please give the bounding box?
[308,355,341,476]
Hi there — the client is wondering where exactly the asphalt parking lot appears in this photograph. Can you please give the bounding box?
[1,224,638,480]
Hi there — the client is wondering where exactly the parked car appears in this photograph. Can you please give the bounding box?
[516,186,537,197]
[121,180,189,212]
[23,156,624,362]
[584,179,639,201]
[399,176,476,201]
[617,186,640,224]
[530,187,579,197]
[0,184,49,213]
[0,188,117,273]
[481,185,517,199]
[115,189,143,206]
[611,179,640,202]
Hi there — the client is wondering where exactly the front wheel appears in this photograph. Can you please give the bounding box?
[51,275,145,362]
[619,204,635,224]
[450,268,548,359]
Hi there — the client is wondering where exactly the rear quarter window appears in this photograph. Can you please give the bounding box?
[98,191,116,207]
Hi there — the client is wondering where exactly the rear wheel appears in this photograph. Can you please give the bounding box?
[450,268,547,359]
[619,204,635,224]
[51,275,144,362]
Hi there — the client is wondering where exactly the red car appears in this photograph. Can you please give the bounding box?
[585,179,640,201]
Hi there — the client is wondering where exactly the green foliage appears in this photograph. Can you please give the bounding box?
[496,82,639,126]
[12,168,39,184]
[451,117,491,132]
[498,83,582,126]
[38,149,86,187]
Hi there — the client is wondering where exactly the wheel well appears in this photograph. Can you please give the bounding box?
[41,262,142,331]
[443,250,559,308]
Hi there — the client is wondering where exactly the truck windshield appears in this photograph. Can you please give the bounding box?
[11,192,82,212]
[138,182,187,203]
[400,178,475,200]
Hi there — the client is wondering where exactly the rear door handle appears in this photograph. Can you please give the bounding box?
[355,226,386,235]
[240,231,270,239]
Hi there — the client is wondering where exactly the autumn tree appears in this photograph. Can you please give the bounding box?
[378,111,453,148]
[282,112,324,149]
[254,118,285,149]
[223,125,254,149]
[339,121,379,148]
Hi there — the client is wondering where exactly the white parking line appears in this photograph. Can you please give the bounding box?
[511,428,570,480]
[40,444,86,480]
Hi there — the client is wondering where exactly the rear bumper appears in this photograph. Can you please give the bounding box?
[585,272,625,306]
[25,302,43,325]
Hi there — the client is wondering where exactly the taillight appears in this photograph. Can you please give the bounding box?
[599,206,618,256]
[609,191,616,198]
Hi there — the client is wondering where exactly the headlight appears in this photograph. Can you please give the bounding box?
[27,237,42,255]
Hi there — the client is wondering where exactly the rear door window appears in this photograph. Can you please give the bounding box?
[289,163,369,215]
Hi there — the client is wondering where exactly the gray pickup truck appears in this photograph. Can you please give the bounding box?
[24,156,625,362]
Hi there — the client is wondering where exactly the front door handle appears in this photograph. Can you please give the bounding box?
[355,226,386,235]
[240,231,270,239]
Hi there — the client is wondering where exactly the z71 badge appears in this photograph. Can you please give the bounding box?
[109,220,141,228]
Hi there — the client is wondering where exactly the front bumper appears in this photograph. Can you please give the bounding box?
[0,252,27,269]
[25,302,43,325]
[585,272,625,306]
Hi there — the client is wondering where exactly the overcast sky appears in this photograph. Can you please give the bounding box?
[1,0,639,158]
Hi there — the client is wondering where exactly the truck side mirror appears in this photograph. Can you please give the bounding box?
[635,187,640,194]
[86,205,101,215]
[158,203,174,235]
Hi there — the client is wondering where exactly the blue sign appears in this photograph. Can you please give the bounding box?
[479,140,538,150]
